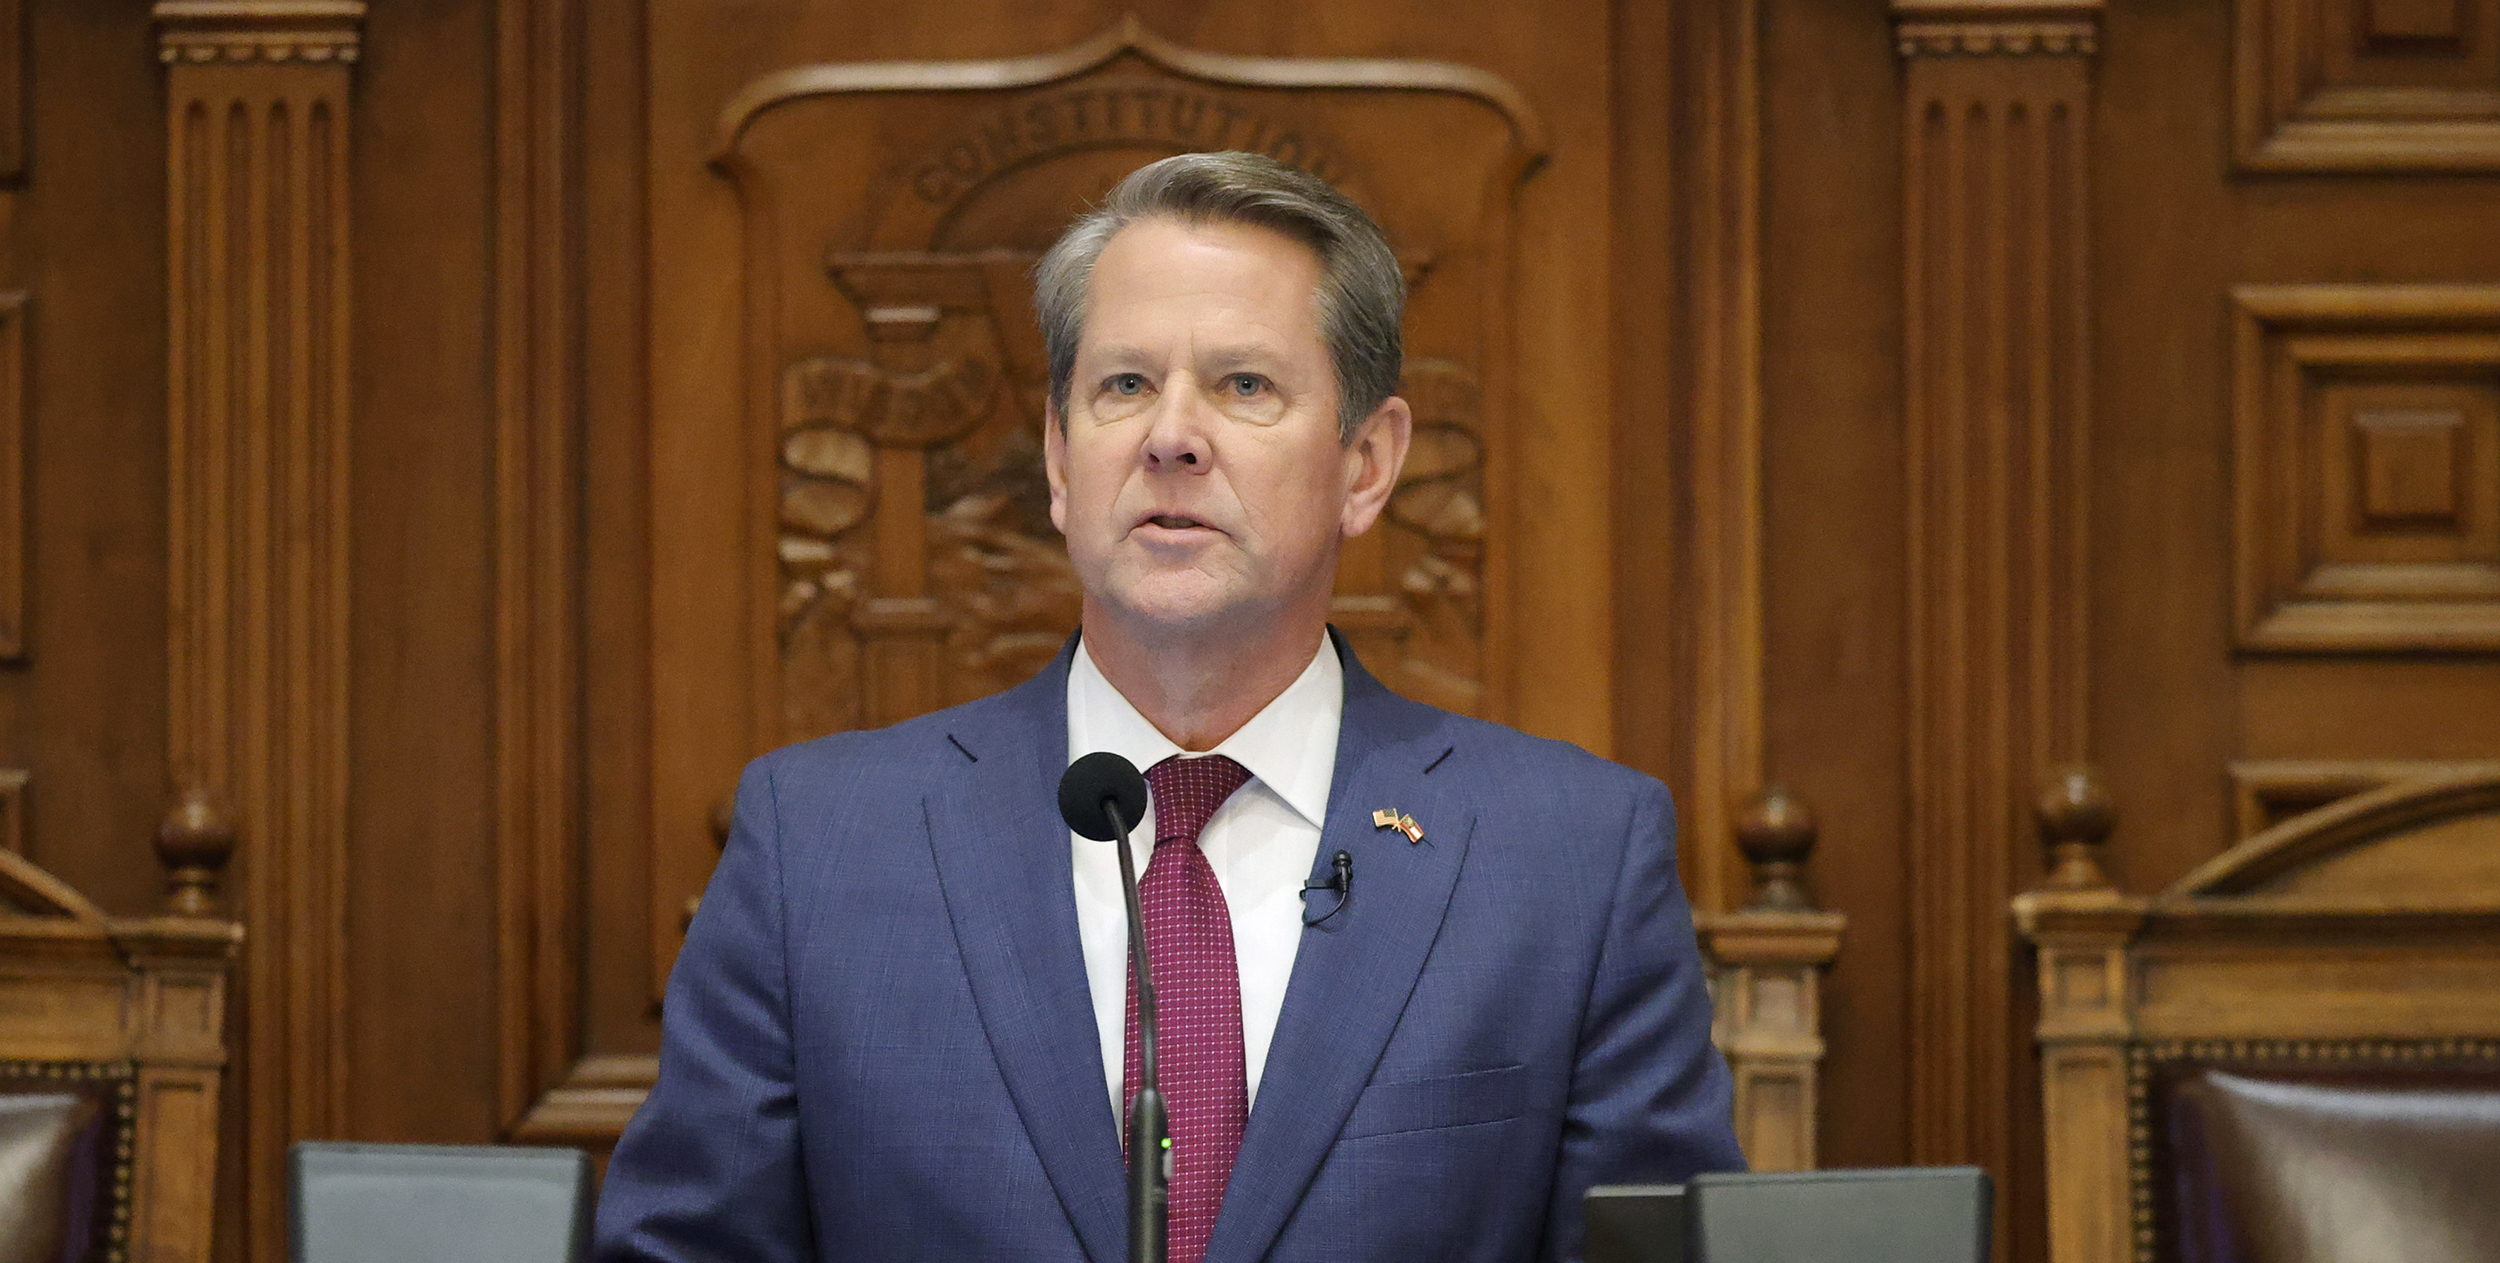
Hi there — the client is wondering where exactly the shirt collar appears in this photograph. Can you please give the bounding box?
[1067,631,1343,831]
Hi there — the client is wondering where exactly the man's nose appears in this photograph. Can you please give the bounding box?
[1139,386,1215,472]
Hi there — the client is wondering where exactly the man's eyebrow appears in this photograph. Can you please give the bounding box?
[1079,343,1155,368]
[1199,345,1290,372]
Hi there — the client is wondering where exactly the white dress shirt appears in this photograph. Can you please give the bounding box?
[1067,632,1342,1120]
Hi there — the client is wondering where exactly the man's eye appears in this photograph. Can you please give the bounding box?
[1225,374,1263,396]
[1106,373,1147,396]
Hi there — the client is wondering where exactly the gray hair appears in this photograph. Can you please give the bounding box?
[1034,151,1404,441]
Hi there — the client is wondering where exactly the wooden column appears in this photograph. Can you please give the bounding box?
[492,0,585,1137]
[1892,0,2098,1204]
[1695,788,1845,1171]
[156,3,362,1257]
[2011,768,2143,1263]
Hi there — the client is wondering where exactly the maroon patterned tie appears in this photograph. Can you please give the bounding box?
[1124,753,1254,1263]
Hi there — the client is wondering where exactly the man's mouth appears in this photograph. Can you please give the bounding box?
[1144,514,1211,531]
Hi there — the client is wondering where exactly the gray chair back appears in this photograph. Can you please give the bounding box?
[289,1141,591,1263]
[1685,1166,1991,1263]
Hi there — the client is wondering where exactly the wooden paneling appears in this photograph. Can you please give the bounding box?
[2232,284,2500,650]
[2235,0,2500,170]
[1893,12,2097,1255]
[0,0,20,182]
[1759,0,1910,1176]
[2,7,2493,1263]
[0,289,20,662]
[2232,757,2500,836]
[154,3,361,1258]
[21,0,172,921]
[340,0,498,1176]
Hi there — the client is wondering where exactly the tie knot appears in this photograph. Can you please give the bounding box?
[1145,754,1253,846]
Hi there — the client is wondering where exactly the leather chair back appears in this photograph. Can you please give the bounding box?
[0,1088,106,1263]
[2166,1067,2500,1263]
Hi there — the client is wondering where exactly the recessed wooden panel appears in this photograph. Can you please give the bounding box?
[2231,758,2500,837]
[2235,0,2500,170]
[2353,406,2463,525]
[2364,0,2467,44]
[2233,285,2500,650]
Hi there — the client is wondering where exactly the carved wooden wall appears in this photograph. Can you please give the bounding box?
[0,3,2491,1263]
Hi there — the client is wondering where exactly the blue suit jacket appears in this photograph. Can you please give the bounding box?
[596,634,1742,1263]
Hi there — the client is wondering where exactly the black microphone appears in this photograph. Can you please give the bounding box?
[1301,849,1353,927]
[1058,752,1166,1263]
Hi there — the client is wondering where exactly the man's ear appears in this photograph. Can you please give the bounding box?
[1339,395,1413,540]
[1043,398,1070,535]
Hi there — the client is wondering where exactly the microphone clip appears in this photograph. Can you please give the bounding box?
[1301,850,1354,927]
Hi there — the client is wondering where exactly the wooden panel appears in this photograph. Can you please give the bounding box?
[0,289,20,661]
[1894,6,2098,1232]
[2235,0,2500,170]
[340,0,498,1173]
[2133,950,2500,1036]
[154,3,362,1258]
[0,0,19,182]
[20,0,172,921]
[1759,0,1912,1175]
[1613,0,1772,922]
[2232,284,2500,650]
[2230,757,2500,836]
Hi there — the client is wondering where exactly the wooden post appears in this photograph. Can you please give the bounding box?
[1694,787,1846,1171]
[123,789,245,1263]
[2012,767,2145,1263]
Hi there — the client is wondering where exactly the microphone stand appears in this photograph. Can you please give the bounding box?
[1103,798,1167,1263]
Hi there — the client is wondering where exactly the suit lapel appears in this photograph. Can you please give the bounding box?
[1206,643,1471,1263]
[924,644,1126,1263]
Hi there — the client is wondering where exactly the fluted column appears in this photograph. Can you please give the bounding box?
[156,3,362,1258]
[1893,0,2098,1218]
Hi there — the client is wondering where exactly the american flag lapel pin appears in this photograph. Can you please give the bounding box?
[1396,814,1424,844]
[1372,808,1401,829]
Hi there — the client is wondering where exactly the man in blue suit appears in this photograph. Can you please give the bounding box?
[596,151,1742,1263]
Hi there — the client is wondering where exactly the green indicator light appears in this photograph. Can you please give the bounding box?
[1161,1138,1172,1148]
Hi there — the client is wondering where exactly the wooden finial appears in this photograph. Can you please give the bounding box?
[1736,786,1818,912]
[2037,765,2115,891]
[156,787,235,917]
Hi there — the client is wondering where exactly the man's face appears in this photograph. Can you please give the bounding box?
[1045,216,1408,642]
